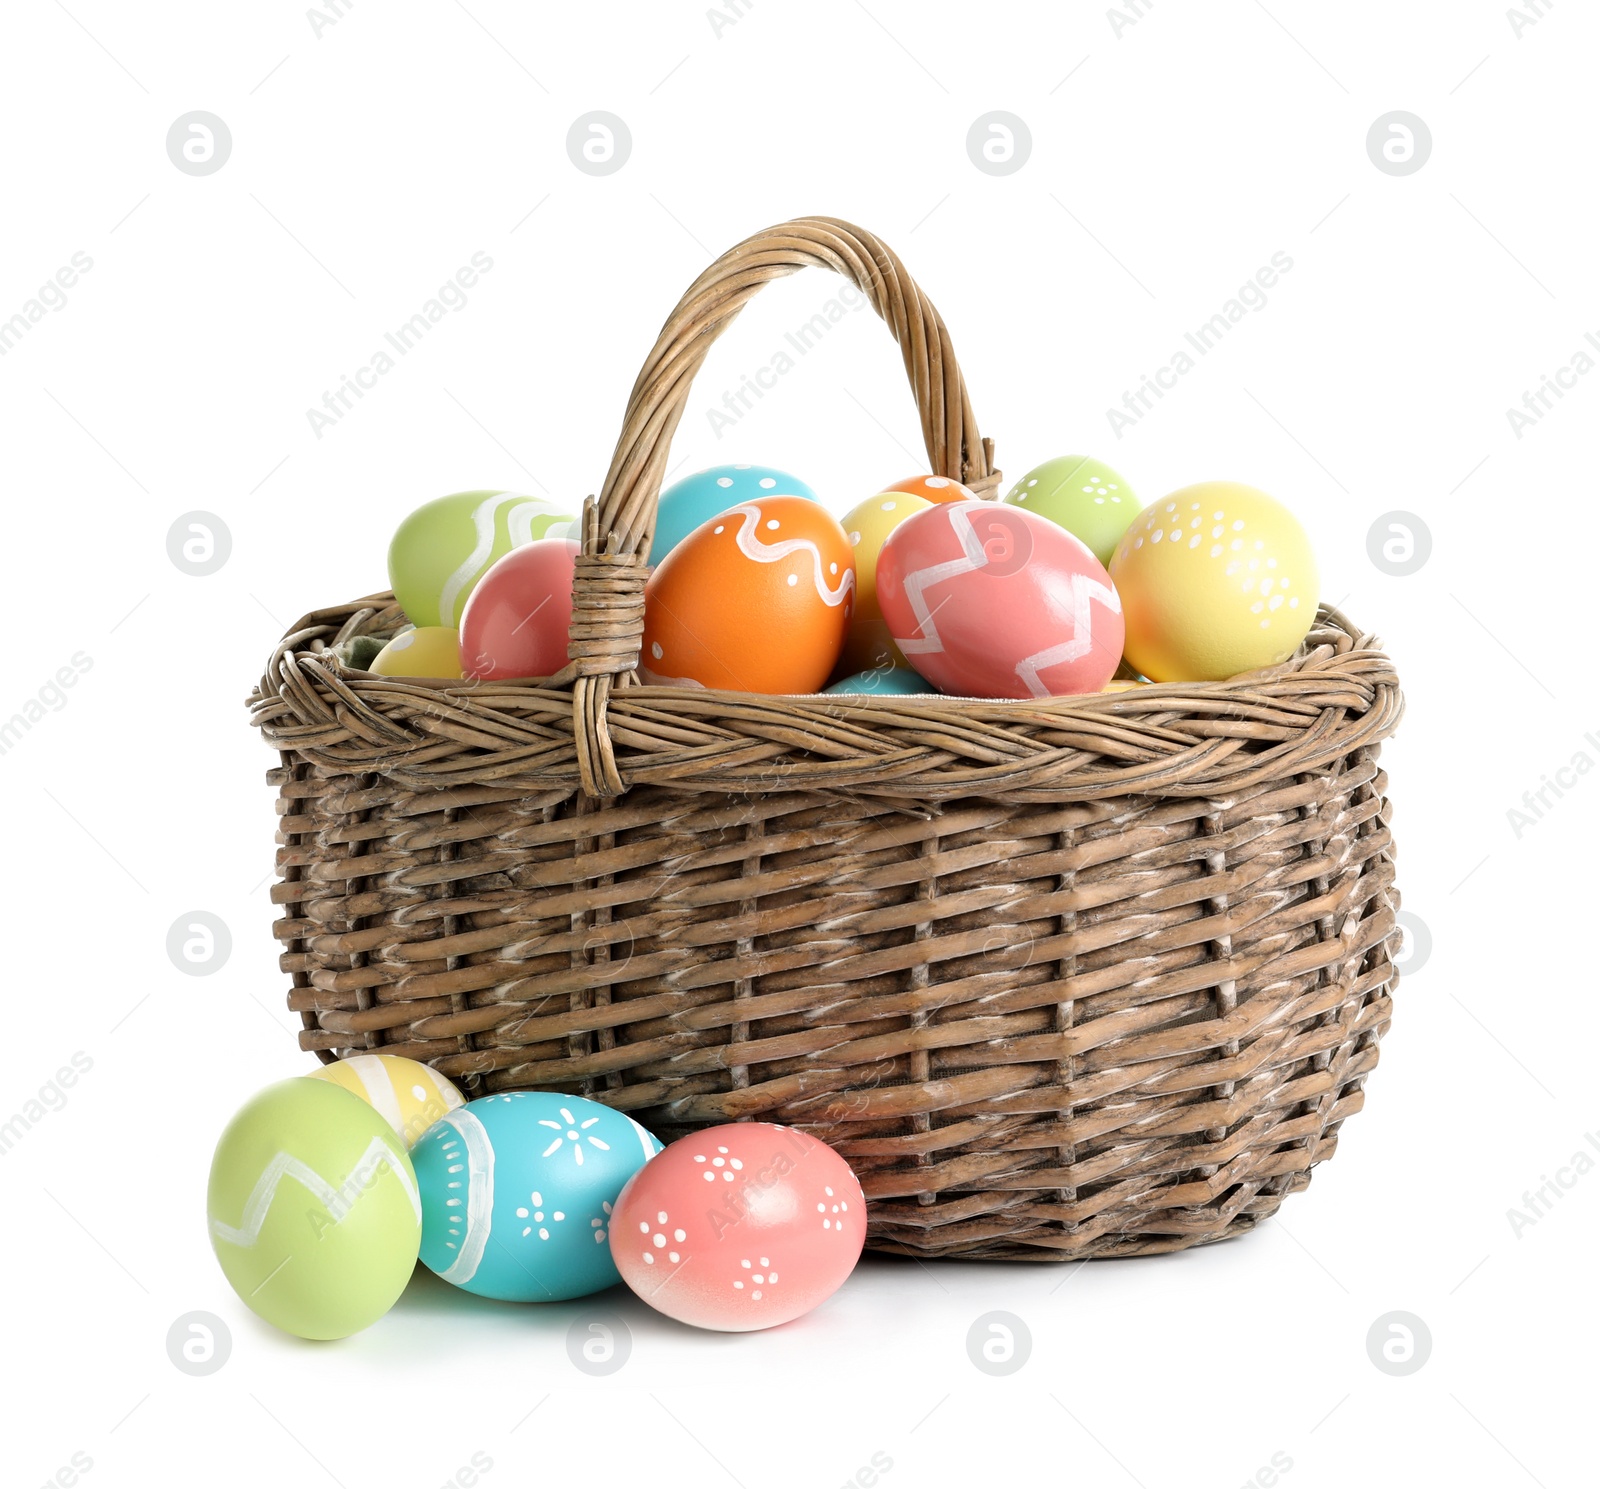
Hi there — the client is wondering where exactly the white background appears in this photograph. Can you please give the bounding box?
[2,2,1595,1485]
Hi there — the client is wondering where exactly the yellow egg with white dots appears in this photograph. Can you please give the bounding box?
[1108,481,1318,682]
[837,490,933,673]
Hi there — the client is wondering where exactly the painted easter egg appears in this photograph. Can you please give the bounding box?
[459,538,579,681]
[368,627,462,679]
[1003,455,1139,566]
[412,1091,662,1303]
[611,1123,866,1332]
[650,464,819,565]
[824,667,932,695]
[639,496,853,693]
[207,1079,421,1340]
[1109,481,1318,682]
[837,490,932,673]
[305,1054,465,1150]
[389,491,576,629]
[877,502,1124,699]
[883,473,977,505]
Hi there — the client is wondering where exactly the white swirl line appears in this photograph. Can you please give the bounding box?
[438,493,558,624]
[729,504,854,608]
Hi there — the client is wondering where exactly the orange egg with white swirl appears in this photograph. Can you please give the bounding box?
[640,496,854,693]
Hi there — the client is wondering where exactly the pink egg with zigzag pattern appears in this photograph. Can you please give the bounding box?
[876,500,1124,699]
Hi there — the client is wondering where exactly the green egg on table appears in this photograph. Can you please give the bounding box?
[1002,455,1139,566]
[207,1078,422,1340]
[388,491,576,628]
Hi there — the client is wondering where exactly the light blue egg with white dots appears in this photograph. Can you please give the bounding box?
[413,1091,662,1302]
[649,463,819,565]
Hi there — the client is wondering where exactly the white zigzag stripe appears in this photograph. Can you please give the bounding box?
[210,1137,420,1249]
[729,504,854,608]
[1013,573,1123,697]
[894,505,988,656]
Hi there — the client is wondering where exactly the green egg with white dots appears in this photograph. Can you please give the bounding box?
[1002,455,1140,566]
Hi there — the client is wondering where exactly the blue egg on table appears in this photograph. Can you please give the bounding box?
[824,667,935,696]
[649,463,819,565]
[412,1091,662,1302]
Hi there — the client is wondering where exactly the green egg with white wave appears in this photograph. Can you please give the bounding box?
[207,1079,422,1340]
[1002,455,1140,566]
[388,491,576,628]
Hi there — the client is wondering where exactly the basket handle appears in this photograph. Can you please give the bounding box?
[567,215,997,795]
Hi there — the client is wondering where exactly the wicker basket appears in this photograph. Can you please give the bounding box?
[250,216,1403,1261]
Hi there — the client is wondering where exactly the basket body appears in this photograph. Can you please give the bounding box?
[254,218,1401,1260]
[265,620,1398,1261]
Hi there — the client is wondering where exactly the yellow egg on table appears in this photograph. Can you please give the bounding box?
[838,490,932,673]
[1109,482,1318,683]
[306,1053,465,1149]
[369,626,462,679]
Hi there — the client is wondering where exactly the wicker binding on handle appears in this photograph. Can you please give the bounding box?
[250,216,1403,1261]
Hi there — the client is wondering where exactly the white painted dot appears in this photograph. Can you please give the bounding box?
[1213,510,1224,520]
[1260,579,1273,595]
[1230,538,1243,550]
[722,1171,734,1181]
[651,642,663,659]
[643,1252,655,1264]
[1251,601,1264,613]
[759,477,776,488]
[1152,529,1163,544]
[1094,496,1104,504]
[1169,529,1183,543]
[734,464,751,470]
[411,1084,427,1100]
[674,1229,686,1242]
[1269,594,1284,610]
[1289,596,1300,608]
[653,1232,666,1246]
[1211,526,1224,538]
[733,1279,743,1289]
[639,1221,650,1233]
[751,1289,762,1300]
[823,1218,831,1229]
[713,524,725,535]
[1280,577,1290,588]
[1189,535,1201,548]
[741,1259,751,1268]
[1166,503,1176,512]
[1232,520,1245,530]
[668,1251,679,1262]
[786,573,798,586]
[927,476,950,487]
[729,1159,742,1170]
[1210,545,1224,557]
[1267,557,1278,569]
[848,531,861,546]
[766,519,780,530]
[713,1157,724,1167]
[829,562,837,575]
[717,477,733,488]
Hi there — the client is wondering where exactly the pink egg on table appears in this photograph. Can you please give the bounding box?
[610,1123,866,1332]
[458,538,578,681]
[876,501,1125,699]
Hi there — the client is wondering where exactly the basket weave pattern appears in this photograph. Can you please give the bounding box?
[252,218,1403,1260]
